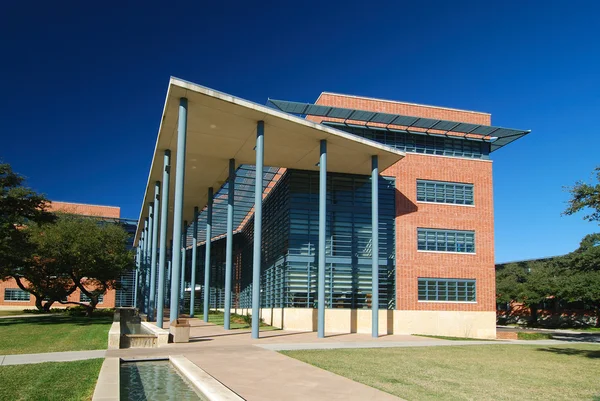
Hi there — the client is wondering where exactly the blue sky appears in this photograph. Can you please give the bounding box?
[1,1,598,262]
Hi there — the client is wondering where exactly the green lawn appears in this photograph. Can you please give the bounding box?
[282,344,600,401]
[0,310,28,317]
[414,334,494,341]
[517,332,553,340]
[0,359,102,401]
[194,310,279,330]
[0,315,112,355]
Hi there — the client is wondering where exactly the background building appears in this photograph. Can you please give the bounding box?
[0,201,137,310]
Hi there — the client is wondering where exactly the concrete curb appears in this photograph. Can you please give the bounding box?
[92,357,119,401]
[170,355,244,401]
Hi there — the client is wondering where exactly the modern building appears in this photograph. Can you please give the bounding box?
[0,201,137,309]
[136,77,529,339]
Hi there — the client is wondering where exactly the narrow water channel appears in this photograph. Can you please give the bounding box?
[120,360,206,400]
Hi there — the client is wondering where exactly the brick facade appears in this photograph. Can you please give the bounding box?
[0,201,120,309]
[313,93,495,314]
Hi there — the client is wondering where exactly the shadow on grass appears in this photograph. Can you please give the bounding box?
[0,315,112,327]
[537,347,600,359]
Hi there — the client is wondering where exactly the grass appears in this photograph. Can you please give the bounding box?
[281,344,600,401]
[0,359,102,401]
[194,310,279,330]
[0,310,28,317]
[414,334,494,341]
[0,315,112,355]
[517,332,553,340]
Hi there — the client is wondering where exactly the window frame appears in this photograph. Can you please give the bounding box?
[4,288,31,302]
[418,278,477,302]
[417,228,476,254]
[416,179,474,206]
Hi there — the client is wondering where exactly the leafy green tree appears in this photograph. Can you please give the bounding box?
[27,214,135,316]
[564,166,600,223]
[496,260,560,325]
[0,163,57,308]
[556,233,600,326]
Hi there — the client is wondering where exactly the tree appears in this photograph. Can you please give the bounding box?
[564,166,600,223]
[556,233,600,327]
[0,163,57,308]
[496,260,560,325]
[26,214,135,316]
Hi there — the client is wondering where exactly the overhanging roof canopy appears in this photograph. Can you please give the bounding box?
[135,78,404,245]
[267,99,531,152]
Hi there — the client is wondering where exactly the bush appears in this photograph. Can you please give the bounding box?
[22,308,65,314]
[64,306,115,317]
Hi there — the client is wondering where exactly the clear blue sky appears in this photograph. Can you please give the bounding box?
[1,1,598,263]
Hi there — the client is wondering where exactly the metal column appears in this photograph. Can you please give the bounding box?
[371,155,379,338]
[142,219,148,312]
[146,202,155,316]
[180,221,187,313]
[317,140,327,338]
[190,207,199,317]
[251,121,264,339]
[156,150,170,328]
[224,159,235,330]
[134,247,140,308]
[169,97,187,322]
[203,187,213,322]
[149,181,160,320]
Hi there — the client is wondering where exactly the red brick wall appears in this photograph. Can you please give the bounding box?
[0,278,116,308]
[314,93,495,313]
[49,201,120,218]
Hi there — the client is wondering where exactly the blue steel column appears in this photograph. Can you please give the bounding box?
[224,159,235,330]
[317,140,327,338]
[149,182,160,321]
[251,121,264,339]
[142,220,148,312]
[156,150,170,328]
[134,246,140,307]
[190,208,199,317]
[371,155,379,338]
[169,97,188,322]
[180,222,187,313]
[138,231,145,309]
[146,202,154,316]
[203,187,213,322]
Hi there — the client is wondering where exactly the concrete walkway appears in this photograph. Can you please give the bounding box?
[106,319,600,401]
[0,349,106,366]
[0,313,63,319]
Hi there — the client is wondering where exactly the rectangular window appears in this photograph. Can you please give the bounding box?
[79,292,104,304]
[418,278,476,302]
[417,228,475,253]
[417,180,474,205]
[4,288,30,301]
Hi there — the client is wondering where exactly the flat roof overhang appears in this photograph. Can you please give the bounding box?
[134,78,405,245]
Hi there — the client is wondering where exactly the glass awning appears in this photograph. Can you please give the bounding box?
[268,99,530,152]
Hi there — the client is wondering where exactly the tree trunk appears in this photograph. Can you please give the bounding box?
[85,300,97,317]
[34,296,44,312]
[529,304,538,326]
[43,301,55,312]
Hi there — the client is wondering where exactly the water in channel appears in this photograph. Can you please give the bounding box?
[120,360,206,401]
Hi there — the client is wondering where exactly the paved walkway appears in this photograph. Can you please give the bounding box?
[0,350,106,366]
[0,313,62,319]
[105,319,599,401]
